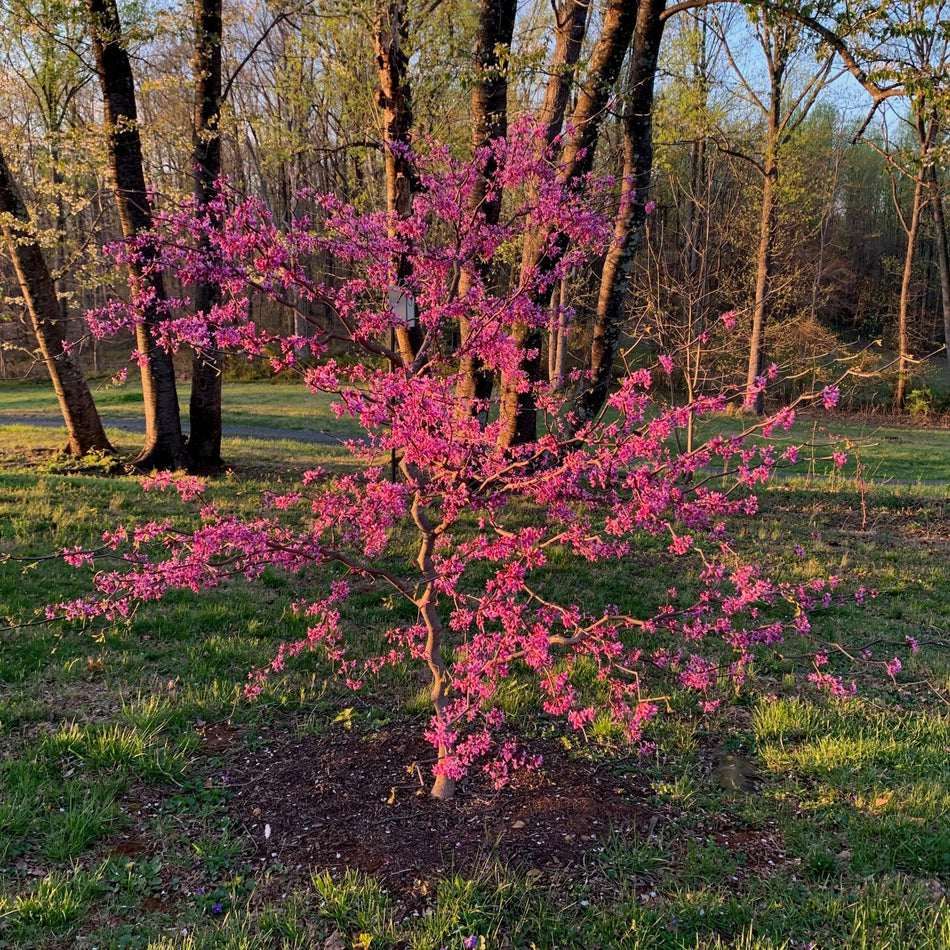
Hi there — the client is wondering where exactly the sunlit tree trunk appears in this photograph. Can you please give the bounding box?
[86,0,187,470]
[375,0,423,367]
[499,0,637,448]
[744,38,784,416]
[0,143,112,457]
[573,0,667,427]
[919,114,950,379]
[896,175,925,410]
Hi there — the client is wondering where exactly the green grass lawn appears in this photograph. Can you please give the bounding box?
[0,383,948,949]
[0,377,355,437]
[3,376,950,480]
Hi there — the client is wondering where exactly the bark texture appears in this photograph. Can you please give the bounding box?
[375,0,424,367]
[188,0,224,469]
[0,144,113,457]
[457,0,517,411]
[573,0,668,426]
[87,0,187,470]
[743,32,786,416]
[499,0,638,448]
[896,175,925,411]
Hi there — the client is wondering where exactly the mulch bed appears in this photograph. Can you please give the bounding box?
[224,722,656,896]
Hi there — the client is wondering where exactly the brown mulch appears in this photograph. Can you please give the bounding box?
[223,722,656,896]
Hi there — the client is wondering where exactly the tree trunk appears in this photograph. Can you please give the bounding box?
[745,157,776,414]
[536,0,590,147]
[86,0,187,471]
[375,0,424,367]
[407,474,455,799]
[187,0,224,470]
[499,0,638,448]
[896,175,925,411]
[456,0,517,413]
[744,52,783,416]
[0,144,113,457]
[573,0,667,426]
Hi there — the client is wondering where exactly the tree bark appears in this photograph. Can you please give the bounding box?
[745,152,777,414]
[536,0,591,147]
[573,0,668,426]
[187,0,224,470]
[499,0,639,448]
[0,144,113,457]
[896,175,925,411]
[86,0,188,470]
[456,0,517,412]
[406,470,455,799]
[375,0,424,367]
[743,36,785,416]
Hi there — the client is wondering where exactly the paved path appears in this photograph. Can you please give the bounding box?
[0,415,349,446]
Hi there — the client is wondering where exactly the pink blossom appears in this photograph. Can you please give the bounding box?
[45,121,857,794]
[821,385,840,409]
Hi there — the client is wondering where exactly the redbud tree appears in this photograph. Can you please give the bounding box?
[54,120,859,799]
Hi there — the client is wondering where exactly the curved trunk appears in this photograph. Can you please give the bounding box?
[408,483,455,799]
[0,144,112,457]
[188,0,224,470]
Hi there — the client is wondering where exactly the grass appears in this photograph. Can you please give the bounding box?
[0,376,356,437]
[0,381,949,948]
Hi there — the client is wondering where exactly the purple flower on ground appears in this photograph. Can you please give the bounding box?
[212,903,223,914]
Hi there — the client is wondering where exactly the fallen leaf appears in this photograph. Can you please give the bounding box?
[324,930,346,950]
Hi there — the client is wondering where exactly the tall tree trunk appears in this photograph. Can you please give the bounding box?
[456,0,517,413]
[896,175,925,411]
[745,155,777,414]
[0,144,113,457]
[536,0,591,146]
[744,55,783,416]
[375,0,423,367]
[573,0,667,427]
[86,0,187,470]
[499,0,639,448]
[187,0,224,470]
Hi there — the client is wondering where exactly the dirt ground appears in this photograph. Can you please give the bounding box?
[215,719,791,906]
